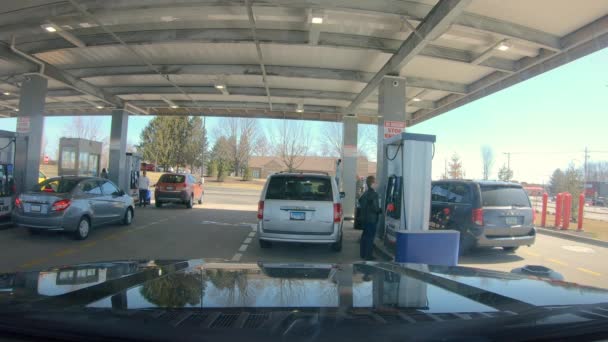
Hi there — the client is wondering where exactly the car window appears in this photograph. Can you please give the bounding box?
[481,185,531,207]
[447,183,470,203]
[159,174,185,183]
[100,181,121,196]
[265,176,332,201]
[431,183,450,202]
[80,180,102,195]
[34,178,79,193]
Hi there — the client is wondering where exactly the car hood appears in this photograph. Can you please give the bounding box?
[1,259,607,313]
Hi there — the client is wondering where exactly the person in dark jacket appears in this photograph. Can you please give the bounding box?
[358,175,381,260]
[100,168,108,179]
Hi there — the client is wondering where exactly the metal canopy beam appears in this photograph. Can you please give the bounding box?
[63,64,469,94]
[345,0,471,113]
[0,0,561,51]
[410,16,608,125]
[0,43,123,108]
[17,29,515,72]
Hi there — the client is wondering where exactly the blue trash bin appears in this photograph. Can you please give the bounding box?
[394,230,460,266]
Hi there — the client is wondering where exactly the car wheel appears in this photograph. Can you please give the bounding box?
[74,217,90,240]
[259,239,272,249]
[186,195,193,209]
[503,246,519,253]
[155,201,162,208]
[331,233,343,252]
[198,192,204,205]
[459,231,474,256]
[122,207,133,225]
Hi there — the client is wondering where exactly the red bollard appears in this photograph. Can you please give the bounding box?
[541,193,548,227]
[578,193,585,231]
[554,193,563,229]
[562,193,572,230]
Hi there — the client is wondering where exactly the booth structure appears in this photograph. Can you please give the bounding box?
[58,138,102,177]
[380,132,459,266]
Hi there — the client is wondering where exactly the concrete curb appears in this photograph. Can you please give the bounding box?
[537,227,608,248]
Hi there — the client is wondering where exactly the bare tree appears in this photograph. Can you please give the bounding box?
[481,145,494,180]
[271,120,311,172]
[63,117,103,141]
[252,134,271,156]
[218,118,259,176]
[320,122,377,159]
[448,153,465,179]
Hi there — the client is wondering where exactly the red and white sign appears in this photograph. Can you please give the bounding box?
[16,116,30,133]
[43,155,49,164]
[384,120,406,139]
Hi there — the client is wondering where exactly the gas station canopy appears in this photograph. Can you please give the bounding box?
[0,0,606,125]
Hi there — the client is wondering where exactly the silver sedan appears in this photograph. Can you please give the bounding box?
[12,176,135,240]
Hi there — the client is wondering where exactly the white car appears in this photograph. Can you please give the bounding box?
[257,173,344,251]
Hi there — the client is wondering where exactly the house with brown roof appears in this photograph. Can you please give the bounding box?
[249,156,376,179]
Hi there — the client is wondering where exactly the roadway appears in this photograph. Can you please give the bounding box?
[0,186,605,289]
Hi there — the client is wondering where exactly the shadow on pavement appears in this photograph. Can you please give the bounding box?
[459,247,524,264]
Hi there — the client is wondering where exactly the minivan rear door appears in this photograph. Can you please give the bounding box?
[262,176,334,234]
[480,184,534,237]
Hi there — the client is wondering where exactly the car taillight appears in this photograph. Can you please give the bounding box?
[472,208,483,225]
[51,199,71,212]
[257,201,264,220]
[334,203,342,223]
[15,197,22,208]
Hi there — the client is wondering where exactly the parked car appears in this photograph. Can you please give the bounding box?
[429,180,536,255]
[140,163,155,172]
[12,176,134,240]
[154,173,203,208]
[257,172,344,251]
[592,197,605,207]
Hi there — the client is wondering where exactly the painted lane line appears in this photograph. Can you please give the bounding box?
[577,267,601,277]
[53,248,77,257]
[231,253,242,261]
[238,244,248,252]
[546,258,568,266]
[244,237,252,244]
[19,258,46,268]
[248,232,256,238]
[524,251,541,257]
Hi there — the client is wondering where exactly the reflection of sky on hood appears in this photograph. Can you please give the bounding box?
[432,273,608,306]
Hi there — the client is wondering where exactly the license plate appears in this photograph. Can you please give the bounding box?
[30,205,41,212]
[166,186,174,190]
[290,211,306,221]
[505,216,518,225]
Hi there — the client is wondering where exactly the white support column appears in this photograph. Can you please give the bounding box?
[377,76,406,237]
[108,109,129,191]
[14,75,47,194]
[342,116,358,219]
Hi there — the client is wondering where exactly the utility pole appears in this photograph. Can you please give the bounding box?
[583,146,589,186]
[503,152,511,170]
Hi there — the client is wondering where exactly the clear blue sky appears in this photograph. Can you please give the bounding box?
[1,48,606,183]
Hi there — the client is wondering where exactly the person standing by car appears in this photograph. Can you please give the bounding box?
[138,171,150,207]
[358,175,381,260]
[100,168,108,179]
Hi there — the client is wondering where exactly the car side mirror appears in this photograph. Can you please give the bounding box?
[340,192,346,199]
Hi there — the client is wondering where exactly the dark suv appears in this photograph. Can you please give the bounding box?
[430,180,536,255]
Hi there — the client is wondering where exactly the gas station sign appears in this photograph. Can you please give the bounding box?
[384,120,406,139]
[16,117,30,133]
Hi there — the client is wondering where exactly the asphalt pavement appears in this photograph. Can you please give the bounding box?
[0,185,606,289]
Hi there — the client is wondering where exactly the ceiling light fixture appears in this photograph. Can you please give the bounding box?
[170,105,179,109]
[41,24,57,33]
[215,84,225,89]
[412,97,421,102]
[496,41,511,51]
[296,103,304,113]
[2,92,10,96]
[95,105,103,109]
[311,16,323,24]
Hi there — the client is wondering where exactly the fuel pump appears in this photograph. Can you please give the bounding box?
[125,152,143,202]
[0,130,16,226]
[380,132,459,266]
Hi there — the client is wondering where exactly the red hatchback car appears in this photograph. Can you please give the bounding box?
[154,173,204,208]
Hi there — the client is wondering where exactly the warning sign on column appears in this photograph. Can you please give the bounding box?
[384,120,406,139]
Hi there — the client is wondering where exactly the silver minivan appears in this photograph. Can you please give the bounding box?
[12,177,134,240]
[257,173,343,251]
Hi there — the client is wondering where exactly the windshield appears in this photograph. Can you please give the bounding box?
[33,178,80,193]
[265,176,332,201]
[158,174,185,184]
[1,1,608,339]
[481,186,531,207]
